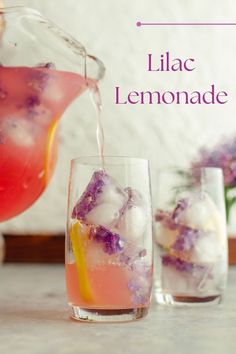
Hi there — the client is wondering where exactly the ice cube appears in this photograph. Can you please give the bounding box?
[0,87,7,99]
[177,193,217,230]
[24,95,52,125]
[176,192,226,245]
[172,227,199,253]
[161,255,213,295]
[119,245,147,267]
[154,223,178,248]
[211,260,228,292]
[72,170,128,227]
[1,118,34,147]
[155,210,179,248]
[43,81,64,102]
[128,265,152,305]
[29,105,52,125]
[27,70,49,93]
[116,188,147,240]
[98,182,126,208]
[190,231,223,263]
[85,239,111,267]
[124,187,145,206]
[37,73,64,102]
[117,205,147,240]
[162,263,189,294]
[86,202,120,228]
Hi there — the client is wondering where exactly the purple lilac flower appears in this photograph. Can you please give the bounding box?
[172,227,200,252]
[128,279,147,305]
[25,95,40,110]
[162,254,206,273]
[155,206,200,252]
[128,266,152,305]
[119,248,147,269]
[27,70,50,92]
[155,208,181,231]
[72,170,107,220]
[192,137,236,187]
[89,225,124,255]
[155,209,176,230]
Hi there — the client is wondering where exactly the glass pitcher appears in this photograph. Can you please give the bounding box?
[0,6,105,223]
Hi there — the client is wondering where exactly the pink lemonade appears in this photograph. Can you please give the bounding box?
[66,263,135,309]
[66,222,152,310]
[0,66,92,221]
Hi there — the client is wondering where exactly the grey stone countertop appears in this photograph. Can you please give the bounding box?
[0,264,235,354]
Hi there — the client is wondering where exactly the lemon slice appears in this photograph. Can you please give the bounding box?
[70,221,94,303]
[44,120,59,184]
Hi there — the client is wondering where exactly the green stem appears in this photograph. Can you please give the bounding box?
[224,187,230,222]
[224,186,236,223]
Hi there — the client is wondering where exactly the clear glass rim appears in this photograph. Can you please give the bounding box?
[0,5,41,15]
[71,156,149,166]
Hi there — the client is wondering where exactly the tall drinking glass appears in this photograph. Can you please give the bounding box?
[154,167,228,305]
[66,157,153,322]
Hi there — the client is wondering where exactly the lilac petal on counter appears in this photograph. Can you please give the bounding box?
[72,170,107,220]
[90,225,124,255]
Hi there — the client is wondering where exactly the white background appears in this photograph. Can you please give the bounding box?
[2,0,236,233]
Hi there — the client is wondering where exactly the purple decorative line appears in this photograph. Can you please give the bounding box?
[136,21,236,27]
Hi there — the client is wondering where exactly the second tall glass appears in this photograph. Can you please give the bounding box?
[154,167,228,306]
[66,157,153,322]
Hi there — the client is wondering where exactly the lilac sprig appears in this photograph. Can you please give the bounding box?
[192,138,236,187]
[192,136,236,221]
